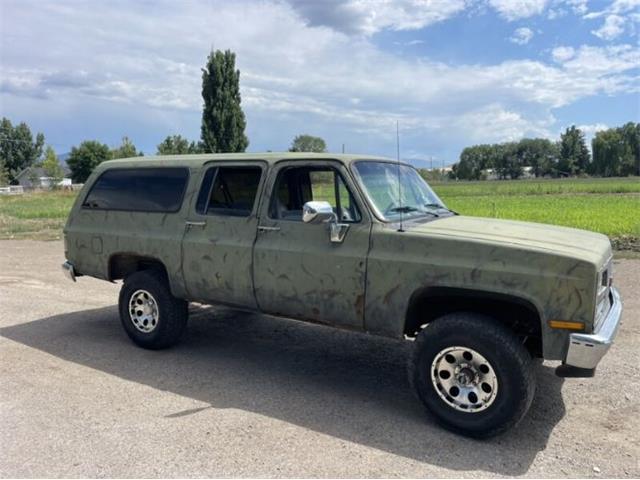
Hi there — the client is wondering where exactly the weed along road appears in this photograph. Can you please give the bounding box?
[1,240,639,477]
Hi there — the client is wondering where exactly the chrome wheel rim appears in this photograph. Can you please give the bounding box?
[431,346,498,412]
[128,289,159,333]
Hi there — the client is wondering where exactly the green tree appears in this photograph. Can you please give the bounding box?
[494,142,523,179]
[41,146,64,186]
[67,140,110,183]
[619,122,640,176]
[111,136,143,159]
[289,134,327,153]
[156,135,204,155]
[0,117,45,183]
[200,49,249,153]
[516,138,559,177]
[456,144,496,180]
[0,160,10,186]
[558,126,590,176]
[591,126,637,177]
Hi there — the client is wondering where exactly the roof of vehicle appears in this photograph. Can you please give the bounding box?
[97,152,401,170]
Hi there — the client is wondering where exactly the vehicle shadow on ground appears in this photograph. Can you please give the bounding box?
[0,304,566,476]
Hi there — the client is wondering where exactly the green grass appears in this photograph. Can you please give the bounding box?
[440,194,640,236]
[430,177,640,251]
[431,176,640,197]
[0,191,77,240]
[1,177,639,250]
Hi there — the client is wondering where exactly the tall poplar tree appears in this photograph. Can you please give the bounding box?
[200,50,248,153]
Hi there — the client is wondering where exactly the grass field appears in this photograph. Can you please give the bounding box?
[430,178,640,251]
[431,176,640,197]
[1,177,639,250]
[0,191,77,240]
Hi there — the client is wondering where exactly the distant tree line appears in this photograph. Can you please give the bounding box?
[450,123,639,180]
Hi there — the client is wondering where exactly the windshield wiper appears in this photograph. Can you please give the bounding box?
[389,206,440,218]
[389,206,420,213]
[424,203,458,215]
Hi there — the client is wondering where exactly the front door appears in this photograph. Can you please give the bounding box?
[182,161,265,307]
[253,160,370,329]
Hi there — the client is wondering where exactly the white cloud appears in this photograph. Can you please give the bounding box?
[583,0,639,40]
[0,0,638,158]
[510,27,535,44]
[558,44,640,76]
[488,0,549,20]
[610,0,640,13]
[286,0,468,35]
[592,14,626,40]
[551,46,575,62]
[450,104,555,142]
[577,123,609,135]
[576,123,609,146]
[564,0,589,15]
[547,8,566,19]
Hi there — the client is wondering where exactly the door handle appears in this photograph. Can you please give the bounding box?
[258,225,281,232]
[185,221,206,228]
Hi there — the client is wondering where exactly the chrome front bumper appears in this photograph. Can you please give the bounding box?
[62,260,76,282]
[564,287,622,370]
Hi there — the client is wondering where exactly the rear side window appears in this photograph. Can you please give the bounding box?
[83,168,189,212]
[195,166,262,217]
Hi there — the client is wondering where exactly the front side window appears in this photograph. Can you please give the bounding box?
[195,166,262,217]
[270,166,361,222]
[83,168,188,212]
[353,161,446,221]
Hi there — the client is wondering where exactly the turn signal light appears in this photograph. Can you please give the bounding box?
[548,320,585,330]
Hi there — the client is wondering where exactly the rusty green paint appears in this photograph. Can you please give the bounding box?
[64,153,613,361]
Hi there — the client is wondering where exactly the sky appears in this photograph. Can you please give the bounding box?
[1,0,639,167]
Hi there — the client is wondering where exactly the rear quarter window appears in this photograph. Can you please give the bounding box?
[83,167,189,212]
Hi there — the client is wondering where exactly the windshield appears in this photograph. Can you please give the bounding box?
[353,161,447,222]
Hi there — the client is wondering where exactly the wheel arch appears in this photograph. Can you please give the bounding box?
[108,252,169,282]
[404,286,544,357]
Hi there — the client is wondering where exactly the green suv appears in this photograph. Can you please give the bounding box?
[62,153,622,437]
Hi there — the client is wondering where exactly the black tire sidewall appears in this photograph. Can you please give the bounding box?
[412,314,535,437]
[118,270,187,349]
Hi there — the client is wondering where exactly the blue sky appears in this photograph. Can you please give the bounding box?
[1,0,638,167]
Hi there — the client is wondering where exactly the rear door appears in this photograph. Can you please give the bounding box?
[182,161,266,307]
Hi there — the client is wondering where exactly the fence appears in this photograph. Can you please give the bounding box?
[0,186,25,196]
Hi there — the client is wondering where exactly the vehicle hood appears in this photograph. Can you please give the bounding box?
[409,215,611,266]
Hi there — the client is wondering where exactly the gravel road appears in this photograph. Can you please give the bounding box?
[1,240,638,478]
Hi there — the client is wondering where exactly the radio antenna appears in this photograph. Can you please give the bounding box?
[396,120,404,232]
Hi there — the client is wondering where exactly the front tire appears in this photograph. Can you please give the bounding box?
[118,270,188,349]
[409,312,536,438]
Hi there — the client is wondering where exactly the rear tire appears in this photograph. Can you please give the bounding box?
[118,270,188,349]
[409,312,536,438]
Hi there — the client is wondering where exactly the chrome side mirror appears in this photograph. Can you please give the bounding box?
[302,201,335,224]
[302,201,349,243]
